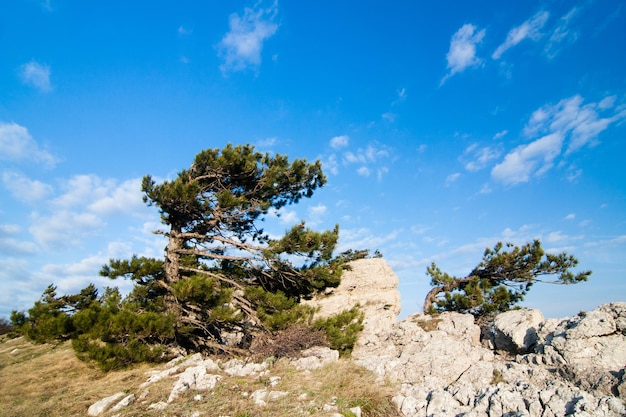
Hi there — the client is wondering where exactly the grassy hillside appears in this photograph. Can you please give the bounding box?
[0,336,399,417]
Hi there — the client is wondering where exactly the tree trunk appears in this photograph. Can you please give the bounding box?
[423,276,471,314]
[163,227,184,322]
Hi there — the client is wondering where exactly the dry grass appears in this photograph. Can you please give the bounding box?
[412,316,443,332]
[0,336,401,417]
[0,336,152,417]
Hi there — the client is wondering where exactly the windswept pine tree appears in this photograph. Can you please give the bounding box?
[423,240,591,320]
[13,144,365,369]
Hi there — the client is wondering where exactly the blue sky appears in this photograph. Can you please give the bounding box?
[1,0,625,319]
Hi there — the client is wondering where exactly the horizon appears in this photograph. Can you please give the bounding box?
[1,1,625,319]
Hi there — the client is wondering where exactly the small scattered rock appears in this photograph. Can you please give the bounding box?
[87,392,125,416]
[109,394,135,412]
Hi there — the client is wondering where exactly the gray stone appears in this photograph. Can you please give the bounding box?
[109,394,135,412]
[291,346,339,370]
[493,309,544,353]
[87,392,125,416]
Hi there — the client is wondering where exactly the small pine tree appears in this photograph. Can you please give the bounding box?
[423,240,591,320]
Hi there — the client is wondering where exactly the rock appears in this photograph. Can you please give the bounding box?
[250,389,288,407]
[349,406,362,417]
[302,258,401,358]
[168,363,222,402]
[291,346,339,370]
[493,308,544,353]
[140,353,219,389]
[222,359,268,376]
[535,303,626,397]
[357,312,493,388]
[109,394,135,412]
[140,366,180,388]
[426,390,462,416]
[147,401,168,410]
[87,392,125,416]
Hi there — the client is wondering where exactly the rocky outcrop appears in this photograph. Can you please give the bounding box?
[333,259,626,416]
[526,302,626,399]
[303,257,401,352]
[360,310,625,417]
[88,259,625,417]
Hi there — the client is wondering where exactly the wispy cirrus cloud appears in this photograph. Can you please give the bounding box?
[441,23,486,85]
[460,143,502,172]
[492,11,550,60]
[218,1,279,74]
[18,60,52,92]
[0,121,58,168]
[545,7,580,58]
[492,95,626,185]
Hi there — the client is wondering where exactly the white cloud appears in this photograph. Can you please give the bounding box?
[309,204,327,217]
[382,112,396,123]
[52,174,110,209]
[30,210,104,250]
[391,87,407,106]
[323,154,339,175]
[330,135,349,149]
[343,144,391,179]
[357,166,370,177]
[0,121,58,167]
[51,175,143,216]
[377,166,389,182]
[441,24,486,84]
[492,95,626,185]
[0,258,36,316]
[491,133,563,185]
[492,11,550,60]
[307,204,327,226]
[2,170,53,202]
[524,95,625,154]
[18,60,52,92]
[344,144,390,165]
[461,143,501,172]
[479,183,492,194]
[178,26,192,36]
[22,175,152,251]
[218,1,279,73]
[565,213,576,220]
[0,224,38,255]
[269,207,299,225]
[337,227,401,254]
[445,172,461,186]
[258,137,278,148]
[88,178,145,216]
[41,0,54,12]
[545,7,579,58]
[493,130,508,140]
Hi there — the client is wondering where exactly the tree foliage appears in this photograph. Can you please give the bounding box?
[423,240,591,319]
[11,144,366,368]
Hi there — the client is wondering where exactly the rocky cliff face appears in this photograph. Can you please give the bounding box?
[89,258,626,417]
[339,259,626,417]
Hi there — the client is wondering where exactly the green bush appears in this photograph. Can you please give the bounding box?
[313,306,364,356]
[245,286,317,330]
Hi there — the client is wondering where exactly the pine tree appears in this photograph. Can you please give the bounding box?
[423,240,591,320]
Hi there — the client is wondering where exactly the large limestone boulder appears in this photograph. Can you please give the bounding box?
[535,302,626,397]
[303,257,401,356]
[493,308,545,353]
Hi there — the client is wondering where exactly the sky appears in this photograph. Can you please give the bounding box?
[1,0,625,320]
